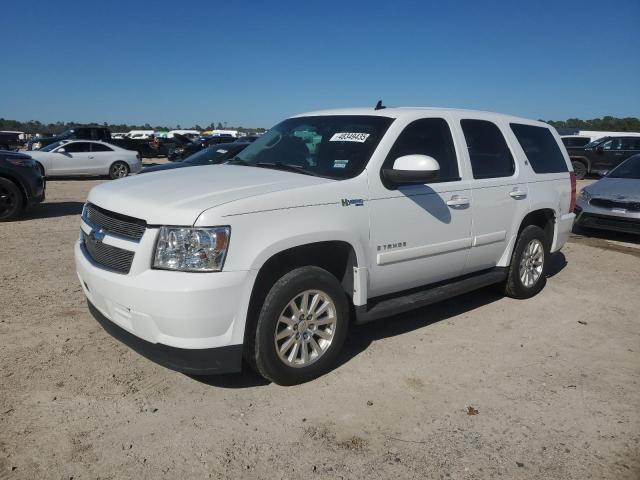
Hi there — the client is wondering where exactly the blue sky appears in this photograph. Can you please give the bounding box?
[2,0,639,128]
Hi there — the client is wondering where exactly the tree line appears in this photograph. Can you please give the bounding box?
[0,119,266,136]
[542,116,640,132]
[2,116,639,136]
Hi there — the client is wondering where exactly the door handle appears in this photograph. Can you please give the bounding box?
[509,189,527,199]
[88,155,94,159]
[446,195,470,208]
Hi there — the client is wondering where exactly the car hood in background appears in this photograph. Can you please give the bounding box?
[87,165,333,225]
[587,178,640,201]
[140,162,189,174]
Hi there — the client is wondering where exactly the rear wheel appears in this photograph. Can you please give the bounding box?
[109,161,129,179]
[0,178,24,222]
[571,160,587,180]
[504,225,548,299]
[251,266,349,385]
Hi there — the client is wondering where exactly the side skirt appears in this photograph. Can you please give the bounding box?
[355,267,507,324]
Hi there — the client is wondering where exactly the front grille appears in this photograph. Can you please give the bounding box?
[590,198,640,211]
[84,203,146,241]
[82,232,135,274]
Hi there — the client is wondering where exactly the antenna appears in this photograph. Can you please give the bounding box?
[374,100,386,110]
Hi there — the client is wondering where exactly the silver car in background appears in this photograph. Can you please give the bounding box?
[29,140,142,179]
[575,154,640,235]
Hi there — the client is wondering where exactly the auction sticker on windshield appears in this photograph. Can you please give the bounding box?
[329,132,370,142]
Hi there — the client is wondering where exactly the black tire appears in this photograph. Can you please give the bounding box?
[251,266,349,385]
[109,161,130,180]
[503,225,548,299]
[0,177,24,222]
[571,160,587,180]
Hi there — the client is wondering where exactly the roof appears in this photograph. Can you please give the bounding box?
[294,107,546,126]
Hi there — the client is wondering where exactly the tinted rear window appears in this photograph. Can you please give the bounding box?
[510,124,568,174]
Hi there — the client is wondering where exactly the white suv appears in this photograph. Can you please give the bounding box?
[75,107,576,385]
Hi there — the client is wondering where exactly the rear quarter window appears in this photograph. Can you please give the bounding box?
[510,124,568,174]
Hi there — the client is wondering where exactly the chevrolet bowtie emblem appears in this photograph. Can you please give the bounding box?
[90,229,106,243]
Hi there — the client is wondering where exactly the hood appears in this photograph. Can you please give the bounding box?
[586,177,640,201]
[87,164,333,225]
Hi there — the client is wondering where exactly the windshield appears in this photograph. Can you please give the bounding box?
[607,155,640,179]
[184,145,242,165]
[40,140,67,152]
[585,137,609,148]
[231,115,394,180]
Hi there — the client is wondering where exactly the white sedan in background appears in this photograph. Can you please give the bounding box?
[29,140,142,179]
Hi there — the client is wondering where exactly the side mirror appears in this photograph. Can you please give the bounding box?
[57,148,66,153]
[596,145,604,153]
[382,154,440,186]
[597,169,609,177]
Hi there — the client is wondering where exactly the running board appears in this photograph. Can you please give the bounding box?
[354,268,507,324]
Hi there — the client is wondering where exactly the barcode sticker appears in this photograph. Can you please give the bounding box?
[329,132,370,143]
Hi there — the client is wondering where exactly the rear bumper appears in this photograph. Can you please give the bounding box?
[88,301,243,374]
[551,212,575,252]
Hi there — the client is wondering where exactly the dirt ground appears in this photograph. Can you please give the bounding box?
[1,169,639,480]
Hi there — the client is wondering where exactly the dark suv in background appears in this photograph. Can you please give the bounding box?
[568,136,640,179]
[0,151,46,221]
[28,127,111,150]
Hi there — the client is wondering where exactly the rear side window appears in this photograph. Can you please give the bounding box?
[510,124,568,174]
[384,118,460,183]
[91,143,113,152]
[63,142,92,153]
[461,120,515,179]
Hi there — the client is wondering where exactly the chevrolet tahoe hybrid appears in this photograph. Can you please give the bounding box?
[75,107,576,385]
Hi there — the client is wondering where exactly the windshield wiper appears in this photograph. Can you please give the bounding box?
[256,162,318,177]
[226,157,250,165]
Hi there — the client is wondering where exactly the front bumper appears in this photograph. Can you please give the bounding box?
[575,197,640,235]
[87,301,242,374]
[75,234,253,373]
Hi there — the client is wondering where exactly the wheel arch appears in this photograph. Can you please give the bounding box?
[498,208,556,266]
[569,155,590,171]
[243,239,361,350]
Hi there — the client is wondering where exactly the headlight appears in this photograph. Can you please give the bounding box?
[153,226,230,272]
[6,158,36,168]
[579,189,591,201]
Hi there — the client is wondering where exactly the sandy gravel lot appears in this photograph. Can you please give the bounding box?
[1,171,639,479]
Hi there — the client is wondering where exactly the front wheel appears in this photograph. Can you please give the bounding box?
[0,178,24,222]
[503,225,548,299]
[252,266,349,385]
[109,161,130,179]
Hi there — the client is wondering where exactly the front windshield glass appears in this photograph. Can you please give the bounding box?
[184,145,236,165]
[585,137,609,148]
[608,155,640,179]
[231,115,394,180]
[40,140,66,152]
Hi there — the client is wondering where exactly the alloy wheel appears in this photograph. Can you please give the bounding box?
[519,239,544,288]
[274,289,337,368]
